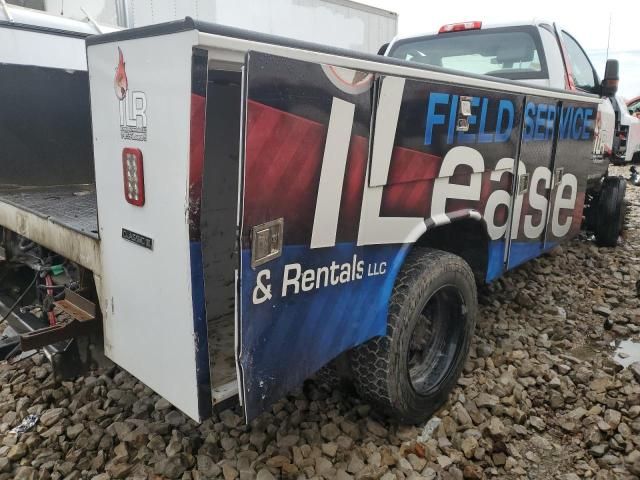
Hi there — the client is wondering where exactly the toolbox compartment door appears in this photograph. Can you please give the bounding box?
[543,99,597,249]
[506,96,561,269]
[87,32,208,422]
[237,51,379,420]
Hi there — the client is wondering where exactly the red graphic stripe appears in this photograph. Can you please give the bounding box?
[244,101,325,245]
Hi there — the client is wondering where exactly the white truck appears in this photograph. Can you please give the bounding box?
[612,96,640,164]
[0,15,627,424]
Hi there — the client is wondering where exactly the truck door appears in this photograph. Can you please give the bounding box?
[507,96,560,268]
[237,51,378,420]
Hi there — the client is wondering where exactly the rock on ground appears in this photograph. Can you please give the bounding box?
[0,167,639,479]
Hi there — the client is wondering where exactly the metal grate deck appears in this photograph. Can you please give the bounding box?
[0,185,99,240]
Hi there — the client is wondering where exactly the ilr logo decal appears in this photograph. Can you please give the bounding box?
[115,47,148,142]
[114,47,128,100]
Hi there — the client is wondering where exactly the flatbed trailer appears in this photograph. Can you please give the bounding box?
[0,17,626,424]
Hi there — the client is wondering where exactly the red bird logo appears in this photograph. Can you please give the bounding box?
[114,47,128,101]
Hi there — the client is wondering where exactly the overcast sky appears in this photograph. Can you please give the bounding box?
[365,0,640,100]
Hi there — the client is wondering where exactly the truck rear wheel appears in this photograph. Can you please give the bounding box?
[595,176,626,247]
[349,248,477,424]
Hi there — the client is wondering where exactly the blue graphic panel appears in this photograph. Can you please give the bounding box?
[189,241,212,418]
[486,239,506,282]
[508,240,558,269]
[240,242,409,420]
[507,241,544,269]
[487,239,560,276]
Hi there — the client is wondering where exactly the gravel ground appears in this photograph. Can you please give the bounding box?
[1,166,640,480]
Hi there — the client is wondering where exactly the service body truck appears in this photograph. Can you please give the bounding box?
[0,17,627,423]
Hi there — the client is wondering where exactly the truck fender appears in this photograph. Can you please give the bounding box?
[424,208,483,229]
[417,210,492,283]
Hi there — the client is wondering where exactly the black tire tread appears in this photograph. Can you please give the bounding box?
[595,176,626,247]
[349,247,477,423]
[314,362,342,390]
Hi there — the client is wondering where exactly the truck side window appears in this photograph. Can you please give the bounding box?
[561,31,598,93]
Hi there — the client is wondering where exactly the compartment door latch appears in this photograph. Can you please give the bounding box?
[251,218,284,269]
[456,96,473,132]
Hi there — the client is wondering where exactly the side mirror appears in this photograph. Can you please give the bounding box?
[601,59,619,97]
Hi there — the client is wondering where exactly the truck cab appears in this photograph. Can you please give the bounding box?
[385,20,640,163]
[386,20,601,92]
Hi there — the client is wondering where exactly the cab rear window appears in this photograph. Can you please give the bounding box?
[388,26,548,81]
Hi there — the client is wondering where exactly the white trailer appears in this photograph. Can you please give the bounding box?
[0,3,112,70]
[37,0,397,54]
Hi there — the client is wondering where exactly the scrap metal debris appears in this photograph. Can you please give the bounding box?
[630,166,640,186]
[9,414,39,435]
